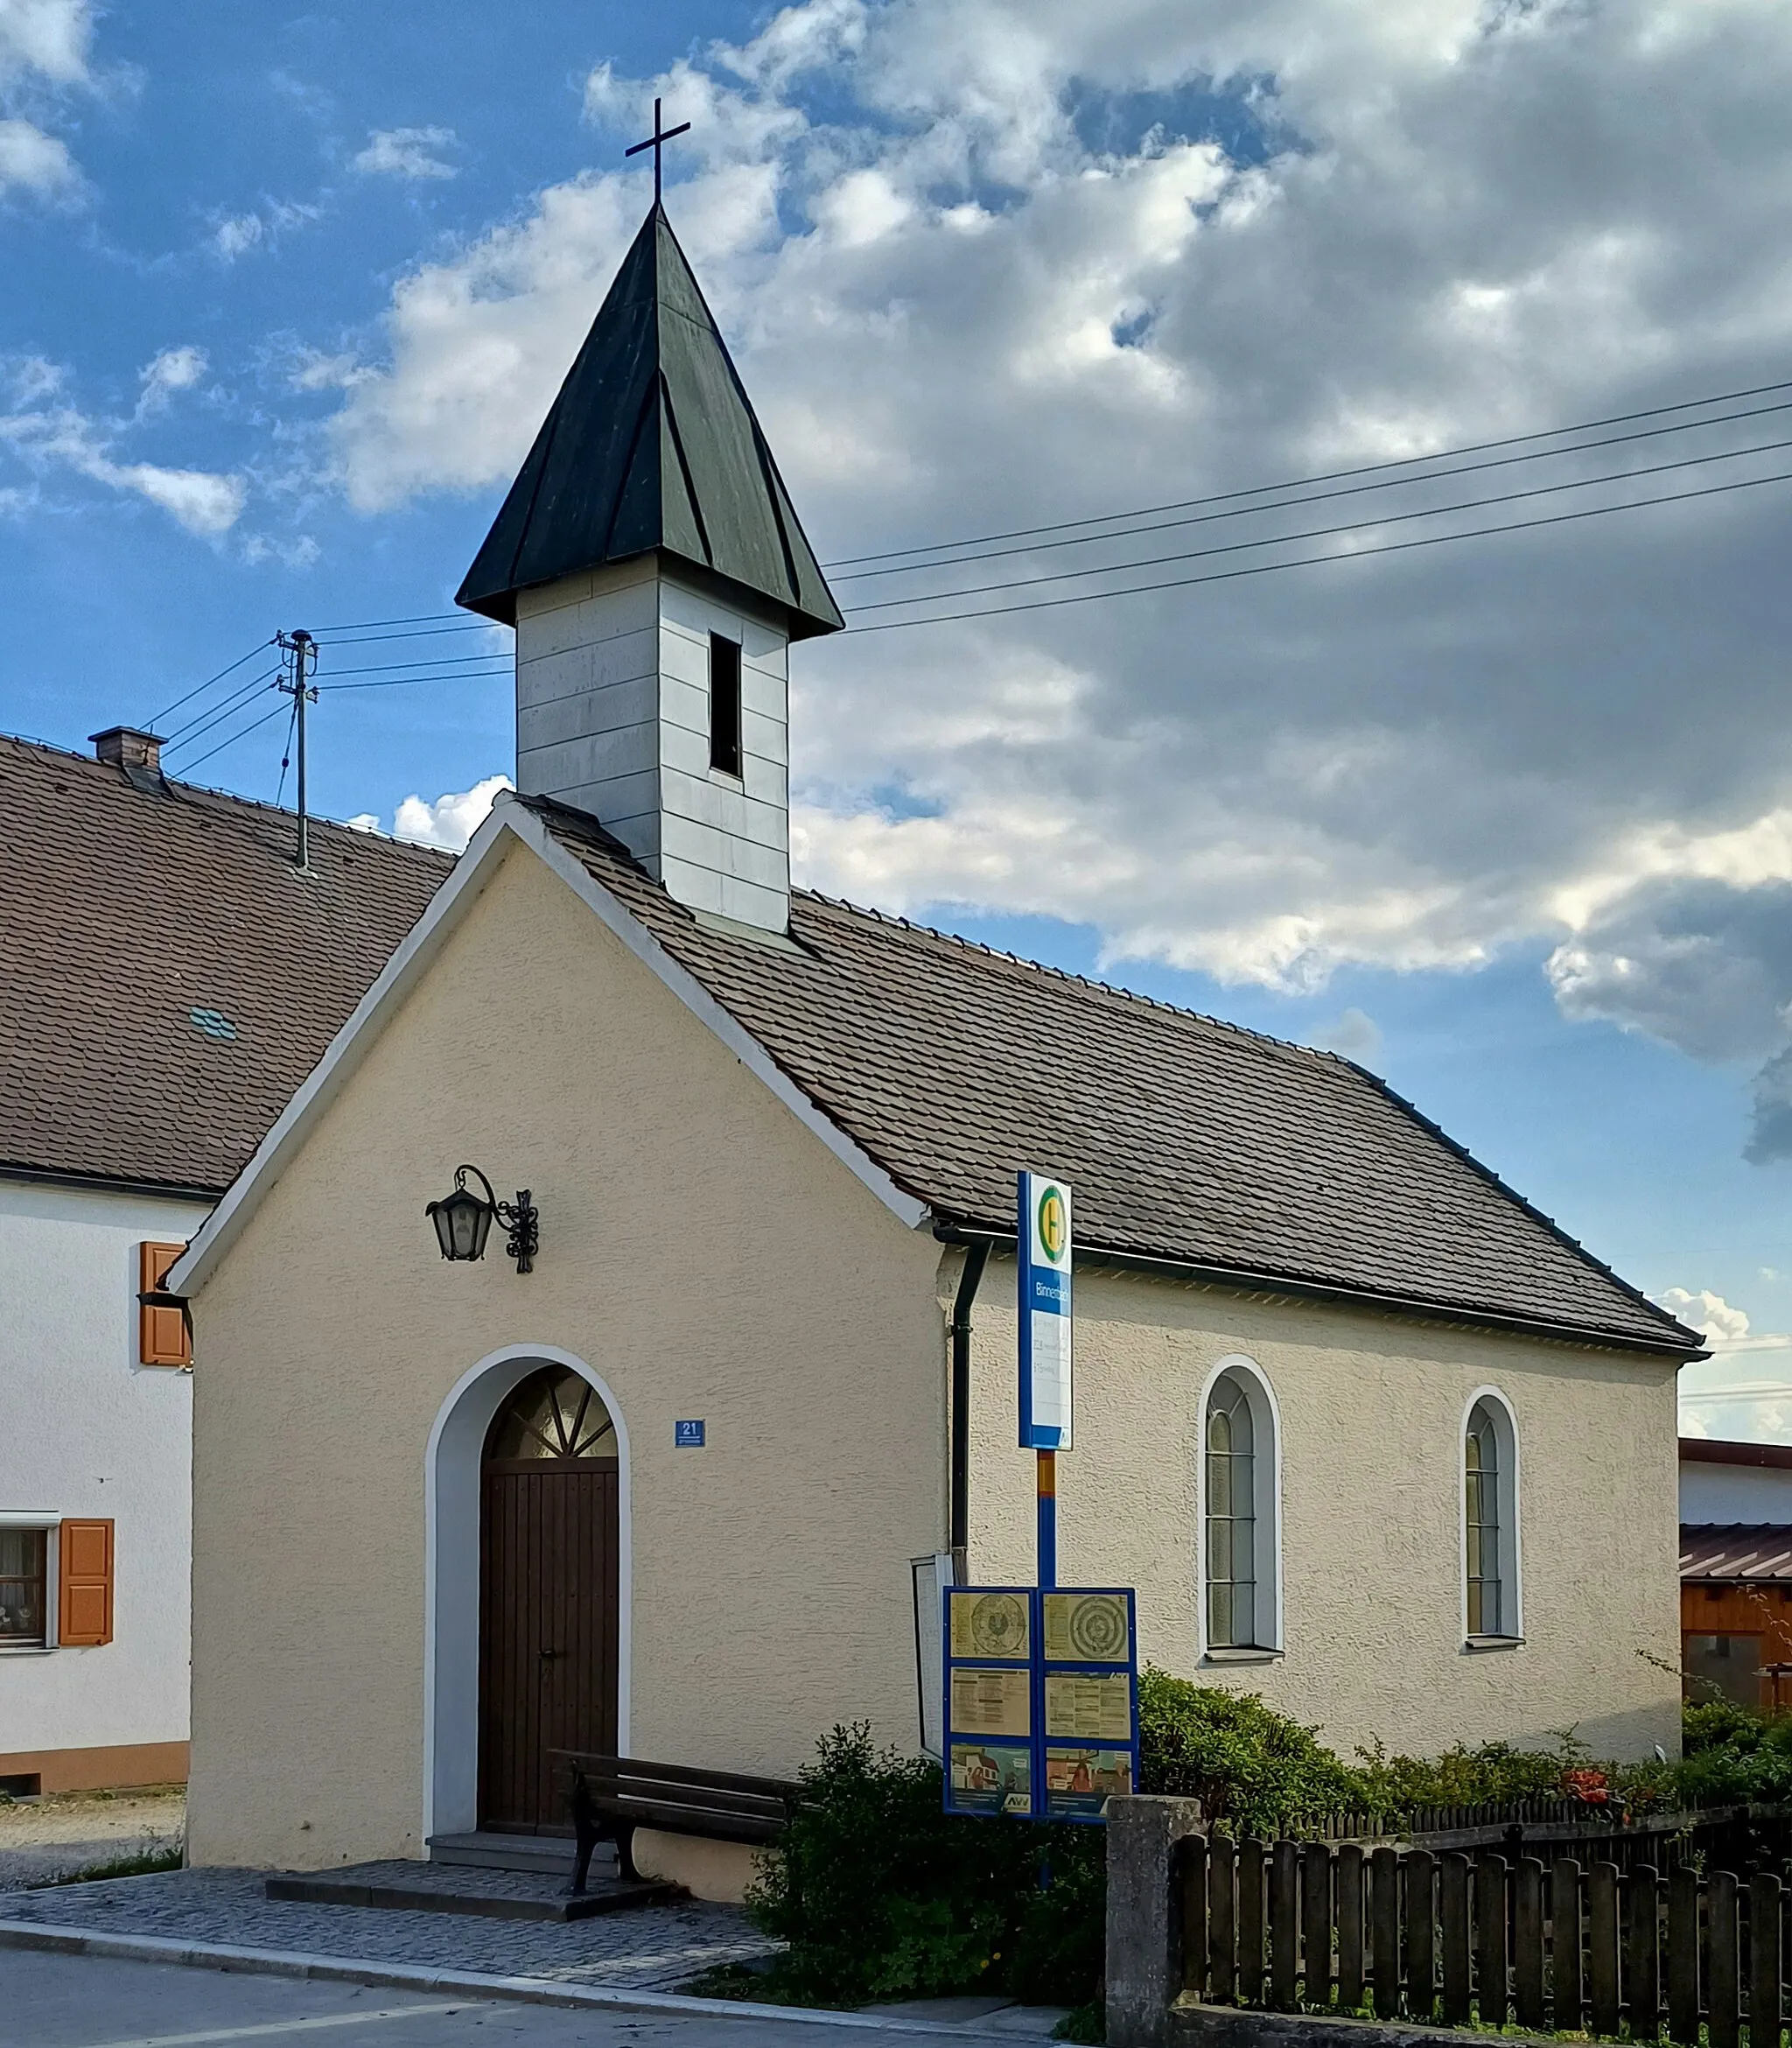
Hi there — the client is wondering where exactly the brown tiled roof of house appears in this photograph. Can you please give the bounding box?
[528,794,1697,1356]
[0,733,451,1196]
[1682,1525,1792,1582]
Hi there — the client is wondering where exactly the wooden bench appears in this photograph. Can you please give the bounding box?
[551,1750,800,1894]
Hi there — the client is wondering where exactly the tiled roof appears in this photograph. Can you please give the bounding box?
[527,797,1696,1355]
[1682,1525,1792,1582]
[0,733,451,1195]
[1681,1438,1792,1469]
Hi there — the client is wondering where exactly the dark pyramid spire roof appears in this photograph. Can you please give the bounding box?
[457,204,844,637]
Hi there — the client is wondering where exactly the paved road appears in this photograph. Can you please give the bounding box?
[0,1946,920,2048]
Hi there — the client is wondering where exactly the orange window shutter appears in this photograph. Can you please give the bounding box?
[59,1518,114,1647]
[139,1241,191,1367]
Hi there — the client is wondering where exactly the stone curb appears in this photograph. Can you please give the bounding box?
[0,1918,1025,2038]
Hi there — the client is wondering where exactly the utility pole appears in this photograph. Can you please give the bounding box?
[276,630,317,870]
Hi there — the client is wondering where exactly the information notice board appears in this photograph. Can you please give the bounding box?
[942,1586,1138,1823]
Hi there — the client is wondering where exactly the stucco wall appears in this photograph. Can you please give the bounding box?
[0,1177,205,1770]
[186,838,947,1870]
[963,1257,1682,1762]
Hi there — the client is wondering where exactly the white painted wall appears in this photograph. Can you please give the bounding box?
[514,558,791,932]
[0,1176,206,1762]
[1681,1458,1792,1524]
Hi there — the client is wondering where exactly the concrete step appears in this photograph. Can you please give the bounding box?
[266,1856,675,1924]
[425,1831,608,1876]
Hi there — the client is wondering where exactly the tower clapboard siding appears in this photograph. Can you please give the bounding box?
[459,202,839,934]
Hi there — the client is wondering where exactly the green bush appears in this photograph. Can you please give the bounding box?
[746,1722,1104,2008]
[1137,1667,1359,1833]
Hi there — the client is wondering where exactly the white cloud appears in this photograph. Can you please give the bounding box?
[134,344,206,419]
[0,115,74,194]
[382,774,512,851]
[0,354,245,536]
[1658,1287,1792,1353]
[211,200,318,263]
[354,125,458,180]
[0,1,92,87]
[213,212,262,260]
[316,0,1792,1117]
[1309,1007,1382,1065]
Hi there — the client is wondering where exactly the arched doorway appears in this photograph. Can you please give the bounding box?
[478,1366,620,1832]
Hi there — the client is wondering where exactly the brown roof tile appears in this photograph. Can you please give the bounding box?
[1682,1525,1792,1581]
[528,795,1695,1355]
[0,733,450,1194]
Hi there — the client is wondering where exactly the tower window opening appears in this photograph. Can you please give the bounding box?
[709,634,743,777]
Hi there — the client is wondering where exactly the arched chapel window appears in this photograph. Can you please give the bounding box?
[1203,1362,1279,1652]
[1464,1395,1519,1639]
[485,1367,617,1463]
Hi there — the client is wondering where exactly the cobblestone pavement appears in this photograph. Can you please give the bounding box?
[0,1866,781,1991]
[0,1788,184,1891]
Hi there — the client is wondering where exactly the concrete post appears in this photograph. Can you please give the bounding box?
[1107,1795,1205,2048]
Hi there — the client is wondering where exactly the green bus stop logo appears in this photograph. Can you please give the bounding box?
[1038,1185,1068,1263]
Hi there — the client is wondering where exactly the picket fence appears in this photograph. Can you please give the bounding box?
[1180,1832,1792,2043]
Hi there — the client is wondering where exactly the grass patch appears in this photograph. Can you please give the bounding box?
[1053,1999,1104,2042]
[30,1843,183,1888]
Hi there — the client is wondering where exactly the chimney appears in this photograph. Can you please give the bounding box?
[90,726,168,791]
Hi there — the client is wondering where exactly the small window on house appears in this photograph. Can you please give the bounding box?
[1465,1395,1520,1639]
[709,633,743,777]
[1684,1632,1764,1708]
[0,1529,47,1646]
[1202,1359,1280,1652]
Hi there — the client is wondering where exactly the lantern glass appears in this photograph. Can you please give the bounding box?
[429,1184,494,1261]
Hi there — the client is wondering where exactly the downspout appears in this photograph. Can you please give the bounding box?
[948,1241,990,1582]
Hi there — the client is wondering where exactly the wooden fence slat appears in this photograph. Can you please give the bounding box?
[1514,1857,1546,2032]
[1302,1842,1332,2009]
[1708,1870,1740,2048]
[1440,1853,1472,2025]
[1552,1857,1583,2033]
[1337,1844,1365,2013]
[1237,1840,1265,2007]
[1475,1854,1508,2028]
[1371,1845,1401,2019]
[1208,1834,1237,2006]
[1269,1841,1298,2011]
[1624,1863,1661,2040]
[1179,1834,1208,2000]
[1589,1862,1621,2043]
[1667,1863,1698,2045]
[1751,1871,1782,2048]
[1405,1849,1436,2024]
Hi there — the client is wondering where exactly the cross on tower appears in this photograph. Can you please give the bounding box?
[626,97,691,205]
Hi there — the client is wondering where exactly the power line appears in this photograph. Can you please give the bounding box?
[309,609,465,634]
[317,667,512,691]
[160,674,281,758]
[160,669,281,747]
[314,651,514,679]
[174,698,291,776]
[843,460,1792,635]
[832,396,1792,586]
[821,375,1792,571]
[844,431,1792,618]
[312,621,497,648]
[144,638,276,728]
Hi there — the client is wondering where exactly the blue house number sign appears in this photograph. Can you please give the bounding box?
[675,1419,706,1448]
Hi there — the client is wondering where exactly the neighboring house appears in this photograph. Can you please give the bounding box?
[0,729,448,1794]
[168,203,1704,1897]
[1679,1437,1792,1709]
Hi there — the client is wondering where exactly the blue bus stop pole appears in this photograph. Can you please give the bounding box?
[1037,1448,1057,1589]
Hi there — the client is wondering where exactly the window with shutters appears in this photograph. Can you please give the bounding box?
[59,1518,114,1647]
[138,1242,191,1367]
[0,1530,47,1646]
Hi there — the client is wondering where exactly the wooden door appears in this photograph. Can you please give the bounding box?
[478,1370,620,1834]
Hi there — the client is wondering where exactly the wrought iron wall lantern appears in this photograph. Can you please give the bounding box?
[425,1164,539,1275]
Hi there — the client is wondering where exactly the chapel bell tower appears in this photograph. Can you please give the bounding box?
[456,204,842,936]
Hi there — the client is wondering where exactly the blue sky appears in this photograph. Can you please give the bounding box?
[9,0,1792,1431]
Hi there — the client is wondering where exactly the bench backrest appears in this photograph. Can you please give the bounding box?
[552,1750,799,1835]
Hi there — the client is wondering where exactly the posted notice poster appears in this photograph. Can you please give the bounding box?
[1018,1172,1073,1449]
[943,1585,1138,1825]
